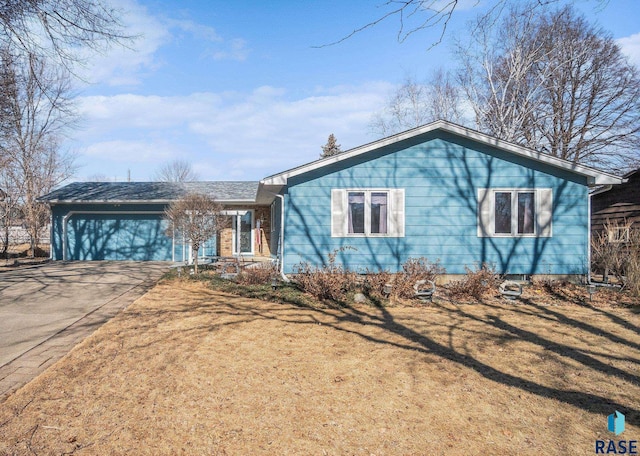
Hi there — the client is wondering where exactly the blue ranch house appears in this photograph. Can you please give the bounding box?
[40,121,624,280]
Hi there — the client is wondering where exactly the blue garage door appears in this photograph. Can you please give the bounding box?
[66,213,173,261]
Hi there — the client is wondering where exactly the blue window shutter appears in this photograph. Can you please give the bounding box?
[537,188,553,237]
[331,189,347,237]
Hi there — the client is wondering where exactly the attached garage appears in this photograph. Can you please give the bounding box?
[41,181,261,262]
[64,210,171,261]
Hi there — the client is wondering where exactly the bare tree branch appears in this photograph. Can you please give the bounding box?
[0,48,77,256]
[164,193,228,273]
[154,159,199,183]
[370,70,466,136]
[317,0,599,49]
[0,0,133,74]
[456,4,640,172]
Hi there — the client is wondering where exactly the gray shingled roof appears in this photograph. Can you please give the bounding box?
[39,181,259,203]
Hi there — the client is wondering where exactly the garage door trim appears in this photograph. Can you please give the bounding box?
[62,210,166,261]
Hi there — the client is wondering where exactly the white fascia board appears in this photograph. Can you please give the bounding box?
[215,199,259,204]
[260,120,625,187]
[45,199,175,204]
[43,198,258,205]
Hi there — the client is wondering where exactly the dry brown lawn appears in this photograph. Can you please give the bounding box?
[0,278,638,455]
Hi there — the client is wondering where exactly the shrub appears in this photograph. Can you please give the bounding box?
[591,219,640,297]
[293,247,358,303]
[447,263,499,299]
[363,269,393,301]
[533,277,567,295]
[236,263,277,285]
[363,258,445,300]
[392,257,445,299]
[622,228,640,297]
[591,219,630,283]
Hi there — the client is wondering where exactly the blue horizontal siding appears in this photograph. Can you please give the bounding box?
[282,133,589,275]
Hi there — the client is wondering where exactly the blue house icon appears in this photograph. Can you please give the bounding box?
[608,411,625,436]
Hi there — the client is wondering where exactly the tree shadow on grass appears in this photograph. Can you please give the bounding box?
[214,292,640,426]
[115,280,640,427]
[335,299,638,425]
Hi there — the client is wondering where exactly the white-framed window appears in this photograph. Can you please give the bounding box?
[331,188,404,238]
[608,226,630,243]
[478,188,552,238]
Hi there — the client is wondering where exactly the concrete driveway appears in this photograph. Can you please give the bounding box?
[0,261,167,368]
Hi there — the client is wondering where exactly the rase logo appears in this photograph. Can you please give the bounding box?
[596,411,637,455]
[610,412,626,436]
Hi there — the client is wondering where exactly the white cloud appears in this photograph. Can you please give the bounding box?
[618,32,640,68]
[76,0,250,86]
[210,38,250,61]
[168,19,222,42]
[77,93,225,131]
[83,139,176,162]
[76,0,171,86]
[72,82,393,181]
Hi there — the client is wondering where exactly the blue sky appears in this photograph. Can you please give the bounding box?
[70,0,640,182]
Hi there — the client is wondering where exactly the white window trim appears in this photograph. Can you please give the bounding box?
[492,189,537,238]
[332,188,404,238]
[478,188,552,238]
[608,226,630,243]
[346,189,389,237]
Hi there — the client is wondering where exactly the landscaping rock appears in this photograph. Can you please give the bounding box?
[353,292,368,303]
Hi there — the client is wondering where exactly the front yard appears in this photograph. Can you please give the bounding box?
[0,277,638,454]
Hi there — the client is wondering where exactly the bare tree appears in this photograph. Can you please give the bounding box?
[164,193,228,274]
[154,159,199,182]
[428,69,466,125]
[457,5,550,145]
[370,70,465,137]
[0,0,130,74]
[0,49,77,256]
[85,173,114,182]
[457,4,640,172]
[0,178,16,258]
[535,7,640,170]
[324,0,604,49]
[320,134,342,158]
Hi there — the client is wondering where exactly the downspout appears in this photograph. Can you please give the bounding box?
[272,193,290,282]
[49,206,54,260]
[588,185,612,284]
[587,189,592,285]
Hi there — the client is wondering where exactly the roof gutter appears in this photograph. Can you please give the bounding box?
[41,198,258,205]
[589,185,613,197]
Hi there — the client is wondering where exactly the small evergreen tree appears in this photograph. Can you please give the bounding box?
[320,134,342,158]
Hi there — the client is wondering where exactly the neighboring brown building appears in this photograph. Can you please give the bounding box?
[591,169,640,241]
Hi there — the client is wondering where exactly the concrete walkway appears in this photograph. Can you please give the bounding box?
[0,261,167,399]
